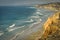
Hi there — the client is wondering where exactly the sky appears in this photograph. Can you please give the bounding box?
[0,0,60,6]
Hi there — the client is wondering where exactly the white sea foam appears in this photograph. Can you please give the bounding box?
[29,24,34,28]
[39,19,42,21]
[37,9,41,11]
[33,21,40,25]
[10,33,19,40]
[25,19,34,22]
[0,31,4,36]
[29,21,41,28]
[36,12,40,14]
[36,11,43,15]
[20,30,25,34]
[9,24,15,28]
[34,22,40,24]
[30,15,40,18]
[7,26,25,32]
[10,30,25,40]
[28,7,35,9]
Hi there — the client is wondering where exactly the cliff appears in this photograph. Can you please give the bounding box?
[36,3,60,40]
[26,12,60,40]
[36,2,60,11]
[26,2,60,40]
[38,12,60,40]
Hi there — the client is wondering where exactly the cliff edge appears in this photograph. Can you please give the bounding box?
[36,2,60,11]
[38,12,60,40]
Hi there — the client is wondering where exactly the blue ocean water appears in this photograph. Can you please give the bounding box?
[0,6,55,40]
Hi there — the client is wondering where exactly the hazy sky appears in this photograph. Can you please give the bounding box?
[0,0,60,6]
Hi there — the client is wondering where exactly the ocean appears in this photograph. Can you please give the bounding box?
[0,6,55,40]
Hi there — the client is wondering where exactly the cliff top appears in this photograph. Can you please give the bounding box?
[36,2,60,11]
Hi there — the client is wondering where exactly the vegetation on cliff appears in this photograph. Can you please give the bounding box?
[36,2,60,11]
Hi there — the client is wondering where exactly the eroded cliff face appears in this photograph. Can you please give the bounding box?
[36,2,60,11]
[36,3,60,40]
[26,2,60,40]
[39,12,60,40]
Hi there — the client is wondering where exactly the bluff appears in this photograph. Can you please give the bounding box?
[36,2,60,11]
[38,12,60,40]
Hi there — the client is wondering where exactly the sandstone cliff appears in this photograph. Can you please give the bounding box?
[39,12,60,40]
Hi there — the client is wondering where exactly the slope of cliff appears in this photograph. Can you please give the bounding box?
[38,12,60,40]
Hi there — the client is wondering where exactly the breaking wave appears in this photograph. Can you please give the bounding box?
[25,19,34,23]
[0,31,4,36]
[7,25,25,32]
[28,6,36,9]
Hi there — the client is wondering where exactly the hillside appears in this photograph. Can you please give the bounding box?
[36,2,60,11]
[38,12,60,40]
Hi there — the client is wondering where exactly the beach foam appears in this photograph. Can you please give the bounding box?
[7,25,25,32]
[25,19,34,22]
[9,24,15,28]
[0,31,4,36]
